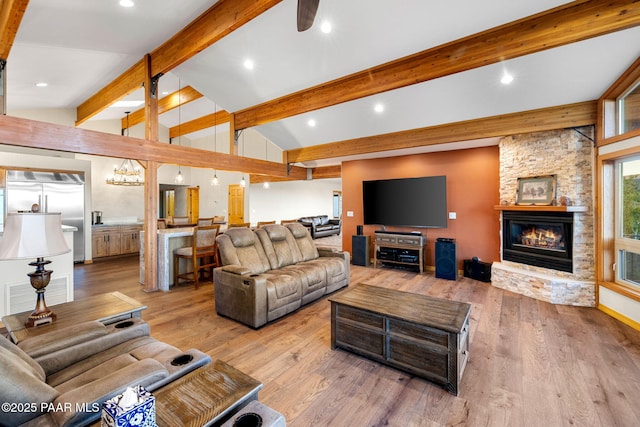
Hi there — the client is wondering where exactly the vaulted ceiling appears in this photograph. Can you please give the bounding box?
[3,0,640,169]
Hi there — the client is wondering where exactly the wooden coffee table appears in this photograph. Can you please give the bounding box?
[1,291,147,344]
[330,283,471,395]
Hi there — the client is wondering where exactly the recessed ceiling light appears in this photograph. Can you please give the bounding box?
[320,21,332,34]
[243,59,255,70]
[119,0,134,7]
[501,73,514,85]
[35,82,48,87]
[374,103,384,113]
[307,119,316,127]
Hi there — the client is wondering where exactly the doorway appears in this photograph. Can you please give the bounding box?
[228,184,245,225]
[333,190,342,218]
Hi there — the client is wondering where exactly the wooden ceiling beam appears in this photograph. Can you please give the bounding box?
[149,0,282,76]
[76,0,282,127]
[0,114,306,179]
[76,58,146,126]
[286,101,598,163]
[169,109,230,139]
[123,86,203,130]
[0,0,28,59]
[234,0,640,130]
[250,165,341,183]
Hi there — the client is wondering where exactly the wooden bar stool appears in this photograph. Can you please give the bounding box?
[173,225,220,289]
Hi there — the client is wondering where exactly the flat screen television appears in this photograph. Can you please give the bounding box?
[363,175,447,228]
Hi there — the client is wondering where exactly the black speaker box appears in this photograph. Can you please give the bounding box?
[352,235,370,266]
[435,238,457,280]
[463,259,492,282]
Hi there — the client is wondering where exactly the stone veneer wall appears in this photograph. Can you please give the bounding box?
[493,126,595,306]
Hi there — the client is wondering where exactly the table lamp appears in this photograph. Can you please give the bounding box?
[0,212,70,327]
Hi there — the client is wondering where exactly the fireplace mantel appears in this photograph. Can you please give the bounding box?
[494,205,588,213]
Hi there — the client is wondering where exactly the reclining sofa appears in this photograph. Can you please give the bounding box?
[0,317,210,426]
[214,223,350,328]
[297,215,341,239]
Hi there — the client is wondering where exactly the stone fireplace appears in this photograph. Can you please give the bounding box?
[492,127,595,307]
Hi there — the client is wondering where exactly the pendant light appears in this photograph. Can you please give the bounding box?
[263,138,270,189]
[211,104,219,186]
[240,130,246,187]
[106,111,144,186]
[175,81,184,184]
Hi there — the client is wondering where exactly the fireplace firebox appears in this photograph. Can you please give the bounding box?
[502,211,573,273]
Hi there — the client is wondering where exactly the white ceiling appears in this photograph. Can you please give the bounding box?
[6,0,640,167]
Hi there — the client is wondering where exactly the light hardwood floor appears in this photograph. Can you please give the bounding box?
[72,256,640,427]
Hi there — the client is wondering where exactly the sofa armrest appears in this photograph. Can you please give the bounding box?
[213,269,269,328]
[220,265,253,275]
[33,318,151,376]
[18,320,108,358]
[318,247,351,264]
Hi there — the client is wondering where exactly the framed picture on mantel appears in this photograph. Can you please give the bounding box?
[516,175,556,205]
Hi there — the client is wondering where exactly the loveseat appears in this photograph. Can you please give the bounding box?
[297,215,341,239]
[0,317,210,426]
[214,223,350,328]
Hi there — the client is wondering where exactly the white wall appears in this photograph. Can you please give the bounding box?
[249,179,341,224]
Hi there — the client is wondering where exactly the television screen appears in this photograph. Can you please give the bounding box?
[363,176,447,228]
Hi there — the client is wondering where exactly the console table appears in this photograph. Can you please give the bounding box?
[373,231,426,273]
[1,291,146,344]
[330,284,471,395]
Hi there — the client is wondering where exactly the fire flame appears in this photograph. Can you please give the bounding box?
[520,227,565,250]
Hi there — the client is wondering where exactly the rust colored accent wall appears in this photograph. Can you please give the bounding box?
[342,146,500,270]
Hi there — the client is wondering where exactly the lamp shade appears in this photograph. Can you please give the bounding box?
[0,213,70,260]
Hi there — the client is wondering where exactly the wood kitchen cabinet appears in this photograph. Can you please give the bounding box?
[120,225,142,254]
[92,224,143,258]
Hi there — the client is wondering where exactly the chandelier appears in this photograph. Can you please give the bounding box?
[106,111,144,186]
[106,158,144,186]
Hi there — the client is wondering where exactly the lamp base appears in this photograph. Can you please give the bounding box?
[25,260,56,327]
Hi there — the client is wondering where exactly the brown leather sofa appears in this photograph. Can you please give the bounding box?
[297,215,341,239]
[214,223,350,328]
[0,317,210,426]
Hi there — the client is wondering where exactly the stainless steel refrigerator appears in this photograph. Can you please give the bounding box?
[6,170,85,262]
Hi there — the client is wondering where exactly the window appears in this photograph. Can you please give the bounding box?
[615,157,640,288]
[618,78,640,134]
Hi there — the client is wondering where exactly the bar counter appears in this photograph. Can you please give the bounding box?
[139,227,194,291]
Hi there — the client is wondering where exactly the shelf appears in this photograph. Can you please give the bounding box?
[494,205,588,213]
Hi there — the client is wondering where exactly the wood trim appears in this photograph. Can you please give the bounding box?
[599,55,640,101]
[597,55,640,141]
[0,0,28,59]
[287,101,597,163]
[598,127,640,148]
[234,0,640,130]
[124,86,204,130]
[170,110,230,139]
[0,114,307,179]
[493,205,588,213]
[76,58,146,126]
[598,303,640,332]
[599,281,640,305]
